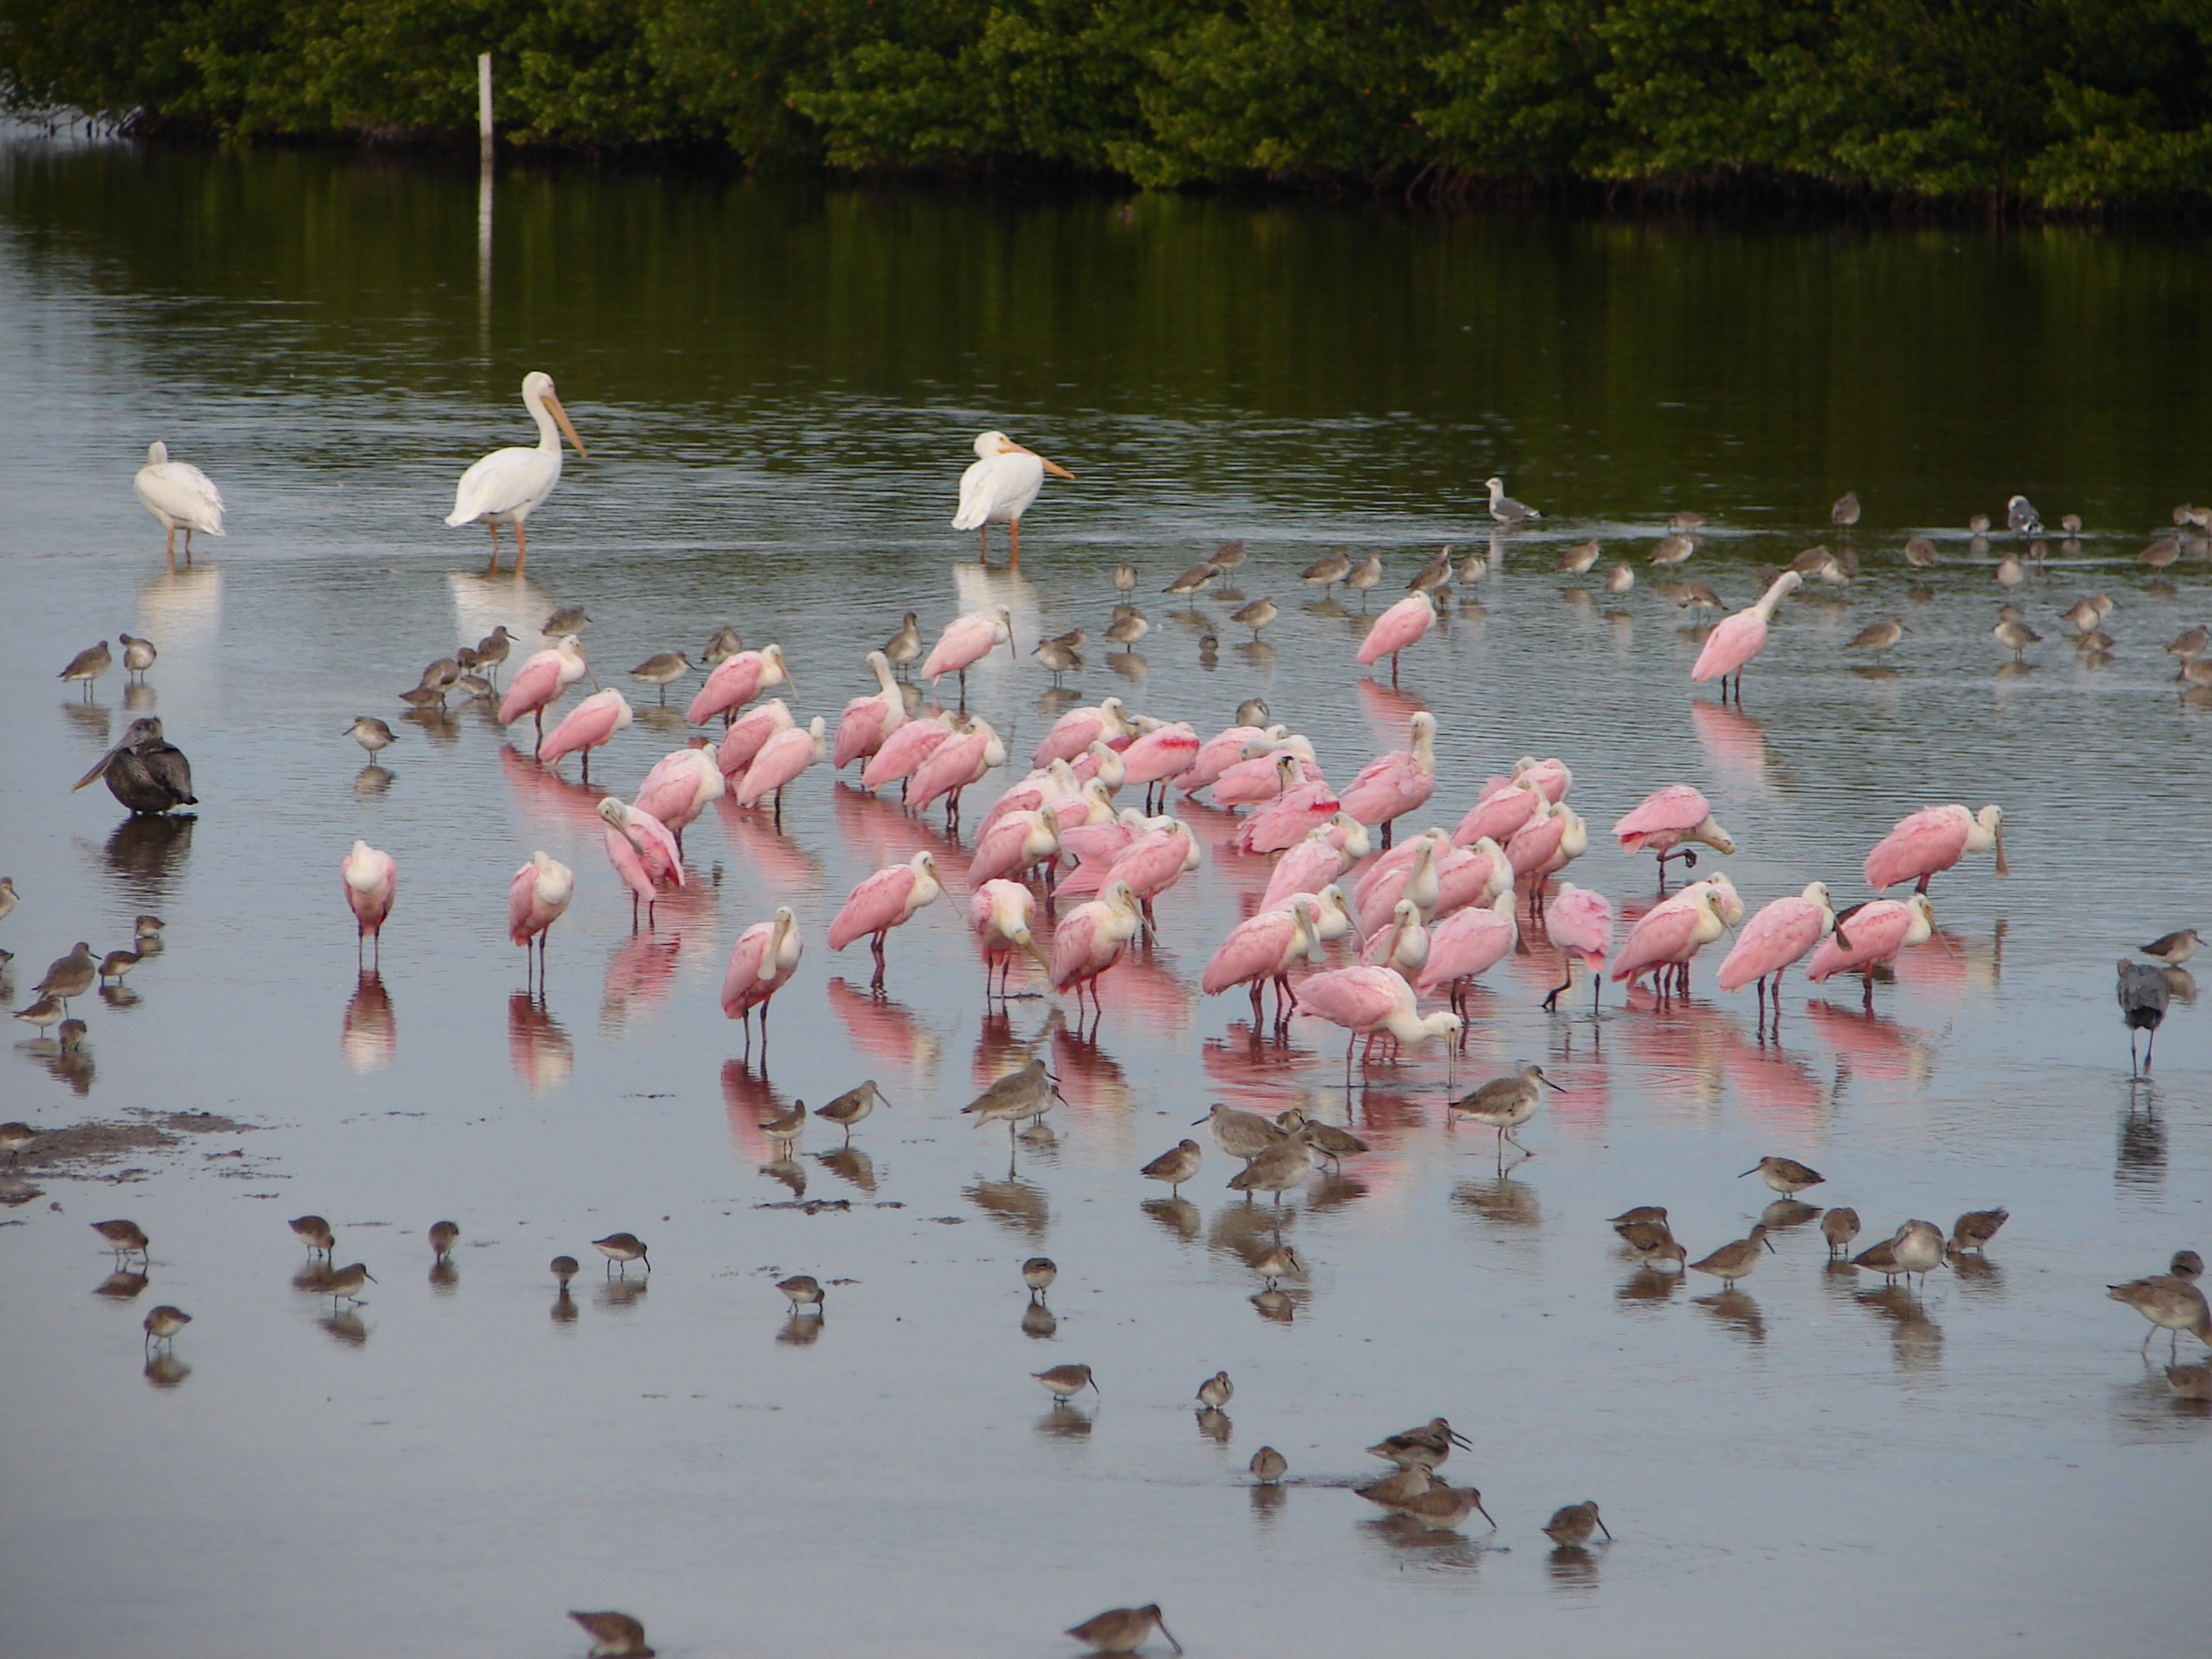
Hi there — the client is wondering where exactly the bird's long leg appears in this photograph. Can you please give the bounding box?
[514,521,529,574]
[2145,1027,2157,1073]
[978,526,991,565]
[1249,979,1264,1023]
[1009,519,1022,569]
[580,749,591,785]
[1381,819,1394,851]
[1542,964,1573,1010]
[870,931,888,989]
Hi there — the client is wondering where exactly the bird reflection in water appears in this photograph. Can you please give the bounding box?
[98,814,193,908]
[777,1311,824,1348]
[122,681,156,713]
[508,993,573,1097]
[96,1270,149,1301]
[1141,1195,1201,1243]
[600,931,681,1036]
[814,1144,877,1195]
[143,1353,191,1388]
[1362,1512,1488,1569]
[1858,1284,1942,1371]
[1251,1289,1298,1323]
[1694,1287,1767,1344]
[1036,1401,1094,1439]
[2116,1095,2166,1193]
[1195,1406,1232,1444]
[403,704,461,744]
[1452,1173,1541,1241]
[760,1157,806,1199]
[1947,1251,2005,1299]
[597,1276,649,1311]
[353,763,394,797]
[341,971,396,1073]
[321,1311,369,1347]
[1616,1265,1685,1308]
[1249,1481,1288,1521]
[827,977,940,1074]
[1689,698,1771,789]
[552,1286,579,1324]
[1209,1199,1297,1270]
[1021,1301,1058,1339]
[429,1258,459,1294]
[966,1169,1051,1239]
[1545,1546,1602,1592]
[34,1038,94,1096]
[1761,1199,1822,1231]
[61,699,112,747]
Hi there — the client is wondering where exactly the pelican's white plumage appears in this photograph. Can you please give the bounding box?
[134,442,225,560]
[951,429,1073,563]
[445,370,587,572]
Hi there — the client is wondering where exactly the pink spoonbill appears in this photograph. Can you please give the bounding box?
[1356,591,1438,685]
[1260,816,1371,911]
[1364,897,1432,976]
[1116,720,1201,812]
[1609,881,1726,1001]
[1805,894,1936,1008]
[498,634,587,743]
[716,698,795,780]
[721,906,803,1057]
[1202,894,1326,1025]
[1033,697,1133,767]
[969,879,1051,998]
[1049,879,1145,1025]
[1417,887,1518,1021]
[538,687,631,783]
[1717,882,1837,1022]
[862,709,954,795]
[1339,712,1437,850]
[1540,882,1614,1011]
[597,797,684,927]
[687,643,793,727]
[508,850,574,989]
[341,840,396,966]
[952,431,1074,566]
[969,808,1062,888]
[920,607,1015,701]
[1862,803,2005,894]
[832,651,908,771]
[909,716,1007,829]
[632,739,724,849]
[1691,569,1802,703]
[737,715,827,824]
[1292,963,1462,1081]
[1612,783,1736,890]
[829,851,944,983]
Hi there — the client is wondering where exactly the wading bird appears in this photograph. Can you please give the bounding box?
[445,371,586,573]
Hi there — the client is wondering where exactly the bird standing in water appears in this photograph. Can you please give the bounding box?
[72,718,196,815]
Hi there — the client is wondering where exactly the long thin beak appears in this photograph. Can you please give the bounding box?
[1760,1235,1777,1254]
[72,749,124,792]
[1540,1076,1567,1092]
[1594,1516,1613,1540]
[1737,1167,1758,1179]
[1448,1429,1474,1448]
[364,1270,379,1282]
[1192,1115,1211,1126]
[1022,935,1051,971]
[1088,1377,1100,1395]
[1473,1497,1497,1528]
[544,391,587,457]
[1994,824,2009,876]
[1157,1624,1182,1656]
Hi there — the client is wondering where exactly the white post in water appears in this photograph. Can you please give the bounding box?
[477,53,494,162]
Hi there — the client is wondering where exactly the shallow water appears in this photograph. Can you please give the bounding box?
[1,131,2208,1658]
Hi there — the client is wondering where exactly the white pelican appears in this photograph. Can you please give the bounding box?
[445,370,586,573]
[133,442,225,562]
[952,430,1073,565]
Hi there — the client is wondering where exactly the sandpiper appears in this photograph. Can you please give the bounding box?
[1033,1363,1098,1402]
[1452,1063,1563,1163]
[0,1121,35,1160]
[1893,1219,1947,1287]
[592,1233,650,1277]
[56,1018,87,1053]
[98,948,141,985]
[1194,1101,1284,1161]
[1852,1233,1903,1282]
[324,1262,375,1304]
[346,717,398,756]
[761,1098,806,1150]
[1542,1500,1612,1547]
[1689,1225,1774,1285]
[1398,1483,1495,1531]
[1276,1108,1367,1167]
[2173,1251,2203,1281]
[428,1220,460,1261]
[1605,562,1635,594]
[568,1610,654,1657]
[1064,1604,1179,1656]
[1344,551,1382,604]
[1251,1243,1303,1289]
[289,1214,335,1257]
[1821,1207,1861,1257]
[882,613,921,671]
[1196,1370,1233,1409]
[1950,1208,2008,1254]
[37,942,96,1009]
[2139,928,2199,966]
[1249,1445,1287,1484]
[1112,562,1138,592]
[1033,638,1082,684]
[91,1219,149,1261]
[59,640,111,698]
[1366,1417,1470,1470]
[2107,1274,2212,1356]
[1162,562,1220,599]
[815,1080,891,1143]
[1357,1465,1436,1508]
[1615,1220,1686,1269]
[1106,609,1150,651]
[1848,617,1904,651]
[1557,538,1601,574]
[541,604,590,637]
[1231,597,1278,640]
[626,651,693,703]
[1739,1155,1824,1197]
[1226,1130,1313,1204]
[963,1061,1057,1141]
[777,1274,825,1313]
[14,996,62,1035]
[1140,1138,1203,1195]
[551,1254,579,1288]
[1022,1257,1057,1300]
[1608,1204,1668,1228]
[1302,550,1349,590]
[135,916,165,943]
[119,632,157,678]
[142,1304,190,1352]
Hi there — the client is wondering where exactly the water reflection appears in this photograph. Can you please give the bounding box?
[600,932,681,1035]
[597,1278,649,1311]
[1615,1266,1685,1309]
[143,1354,191,1388]
[1251,1288,1297,1322]
[1693,1288,1767,1345]
[759,1158,806,1198]
[1947,1253,2005,1300]
[61,700,111,747]
[966,1169,1050,1238]
[30,1037,94,1095]
[814,1145,878,1195]
[507,993,573,1096]
[353,762,395,797]
[1195,1406,1232,1444]
[321,1312,369,1347]
[1035,1402,1094,1439]
[1021,1301,1058,1339]
[1361,1514,1489,1568]
[1546,1546,1602,1592]
[96,814,194,905]
[95,1270,148,1300]
[551,1287,579,1324]
[2116,1099,2166,1193]
[1141,1195,1200,1243]
[1857,1284,1942,1371]
[341,971,395,1072]
[777,1311,824,1347]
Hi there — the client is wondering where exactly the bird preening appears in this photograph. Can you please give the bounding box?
[72,718,195,816]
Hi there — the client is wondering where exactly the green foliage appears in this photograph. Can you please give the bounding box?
[2,0,2206,207]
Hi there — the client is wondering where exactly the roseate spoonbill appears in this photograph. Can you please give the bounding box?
[1201,894,1325,1023]
[715,698,794,780]
[1067,740,1128,790]
[861,710,954,795]
[1064,1606,1179,1657]
[509,850,573,986]
[833,651,907,770]
[341,840,396,966]
[721,906,803,1056]
[1515,804,1586,914]
[538,687,631,783]
[627,651,693,702]
[1356,592,1436,684]
[1454,777,1545,846]
[1804,894,1935,1006]
[969,879,1051,997]
[498,635,588,742]
[1291,964,1461,1080]
[1541,882,1614,1011]
[687,643,794,726]
[1609,882,1726,998]
[1716,881,1837,1022]
[597,797,683,926]
[72,718,196,814]
[829,851,943,981]
[2117,959,2169,1075]
[1212,739,1324,806]
[1116,720,1201,812]
[1612,783,1735,889]
[978,759,1080,838]
[1364,897,1430,975]
[1355,836,1441,936]
[910,716,1006,828]
[1451,1062,1562,1166]
[445,371,586,573]
[1059,819,1198,919]
[2108,1275,2211,1357]
[632,740,723,848]
[1340,712,1437,849]
[1034,696,1132,766]
[1691,569,1802,702]
[1307,883,1359,946]
[1484,476,1540,524]
[1180,721,1280,795]
[1260,817,1371,911]
[1418,888,1518,1018]
[952,431,1073,564]
[736,716,826,822]
[1862,803,2005,893]
[969,809,1062,887]
[1051,880,1144,1022]
[921,606,1015,697]
[1234,760,1342,854]
[134,442,225,561]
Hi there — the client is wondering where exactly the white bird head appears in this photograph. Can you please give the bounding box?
[521,371,587,457]
[146,441,168,465]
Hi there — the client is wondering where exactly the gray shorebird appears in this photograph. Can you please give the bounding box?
[14,996,62,1035]
[1452,1063,1563,1164]
[882,613,921,672]
[1831,491,1860,527]
[1542,1499,1612,1547]
[626,651,693,703]
[1848,617,1904,652]
[1852,1233,1903,1283]
[474,626,516,680]
[119,632,158,678]
[1249,1445,1287,1484]
[1615,1219,1686,1269]
[1739,1155,1824,1197]
[323,1262,375,1305]
[59,640,111,699]
[592,1233,650,1277]
[815,1080,892,1143]
[1226,1130,1313,1205]
[2118,959,2170,1074]
[1302,550,1349,591]
[1821,1207,1861,1258]
[1231,597,1278,640]
[1892,1219,1947,1287]
[1557,538,1601,574]
[1357,1465,1436,1508]
[289,1215,335,1257]
[1033,1362,1098,1402]
[550,1254,579,1288]
[1689,1225,1775,1285]
[0,1122,35,1160]
[143,1304,190,1353]
[1608,1204,1667,1228]
[0,874,15,925]
[37,943,97,1010]
[1022,1257,1057,1300]
[1196,1371,1233,1409]
[1140,1138,1202,1195]
[1194,1101,1284,1161]
[1398,1483,1496,1531]
[1950,1208,2008,1254]
[2139,928,2199,966]
[541,604,590,637]
[1112,562,1138,592]
[428,1220,460,1262]
[568,1610,654,1657]
[92,1219,149,1261]
[345,717,397,757]
[1251,1243,1302,1290]
[2107,1274,2211,1357]
[2172,1250,2203,1281]
[1366,1417,1470,1471]
[760,1098,806,1150]
[1064,1604,1179,1656]
[777,1274,825,1313]
[1161,562,1220,599]
[1344,551,1382,607]
[1276,1107,1367,1167]
[98,949,140,986]
[963,1061,1058,1142]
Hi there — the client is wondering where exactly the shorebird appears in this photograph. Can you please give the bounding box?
[814,1080,891,1144]
[1852,1233,1904,1283]
[97,948,140,986]
[1357,1465,1438,1509]
[2118,959,2170,1074]
[1344,551,1382,606]
[1231,597,1278,639]
[963,1060,1059,1143]
[1140,1139,1203,1195]
[1615,1220,1687,1269]
[428,1220,459,1262]
[91,1219,149,1262]
[1022,1257,1057,1300]
[13,997,62,1035]
[1302,550,1349,591]
[1689,1225,1775,1285]
[1950,1208,2008,1254]
[1848,617,1904,651]
[1276,1107,1368,1168]
[0,1122,35,1161]
[2107,1274,2211,1356]
[2173,1251,2203,1281]
[761,1098,806,1151]
[1366,1417,1470,1470]
[1063,1604,1179,1656]
[626,651,693,703]
[1196,1371,1233,1409]
[1608,1205,1668,1228]
[777,1274,825,1313]
[1113,562,1138,592]
[1484,476,1540,525]
[1162,562,1220,599]
[882,613,922,672]
[1451,1063,1563,1164]
[1226,1130,1313,1205]
[1892,1219,1947,1287]
[551,1255,579,1288]
[1542,1500,1612,1547]
[345,716,398,758]
[1398,1484,1496,1531]
[1033,1362,1098,1401]
[1249,1446,1288,1484]
[1821,1208,1861,1257]
[289,1214,335,1257]
[36,943,96,1010]
[591,1233,650,1277]
[1194,1101,1285,1161]
[1740,1155,1824,1197]
[143,1305,191,1353]
[568,1610,654,1657]
[119,632,158,679]
[1902,535,1936,567]
[1831,491,1860,527]
[2139,928,2199,966]
[323,1262,375,1305]
[1557,538,1601,574]
[58,640,111,699]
